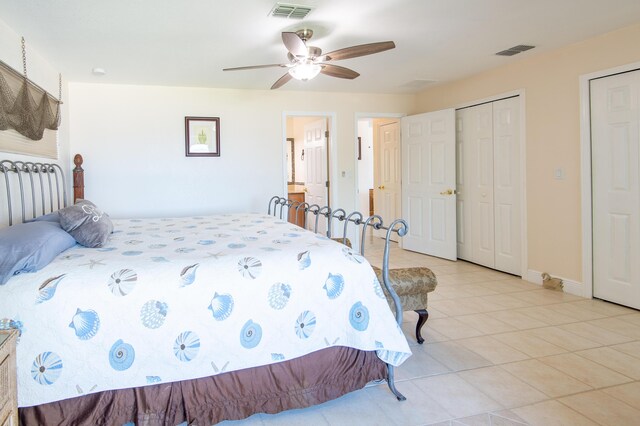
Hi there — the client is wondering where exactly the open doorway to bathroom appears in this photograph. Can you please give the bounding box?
[285,115,331,234]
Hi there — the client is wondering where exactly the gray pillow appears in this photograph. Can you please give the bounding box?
[59,200,113,247]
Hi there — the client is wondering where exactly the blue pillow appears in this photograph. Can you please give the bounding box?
[29,211,61,223]
[0,221,76,285]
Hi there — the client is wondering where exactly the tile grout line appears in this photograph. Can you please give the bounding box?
[363,239,640,426]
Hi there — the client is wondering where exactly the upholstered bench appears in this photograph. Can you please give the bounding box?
[371,266,438,344]
[330,237,438,344]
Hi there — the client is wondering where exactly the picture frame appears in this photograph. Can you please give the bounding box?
[185,116,220,157]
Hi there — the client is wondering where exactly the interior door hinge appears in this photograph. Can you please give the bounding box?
[326,181,329,188]
[325,130,329,138]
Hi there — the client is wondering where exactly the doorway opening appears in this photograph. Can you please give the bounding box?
[357,118,401,219]
[284,114,333,233]
[357,116,402,242]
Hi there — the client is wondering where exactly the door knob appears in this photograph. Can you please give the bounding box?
[378,185,385,190]
[439,189,456,196]
[303,187,308,193]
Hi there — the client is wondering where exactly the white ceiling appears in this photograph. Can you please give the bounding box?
[1,0,640,94]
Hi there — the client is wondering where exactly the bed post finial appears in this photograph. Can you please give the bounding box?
[73,154,84,203]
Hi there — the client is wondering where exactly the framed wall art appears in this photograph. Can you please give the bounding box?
[185,116,220,157]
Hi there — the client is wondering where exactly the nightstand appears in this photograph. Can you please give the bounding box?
[0,330,18,426]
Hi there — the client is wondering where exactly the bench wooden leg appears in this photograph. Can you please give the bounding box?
[414,309,429,344]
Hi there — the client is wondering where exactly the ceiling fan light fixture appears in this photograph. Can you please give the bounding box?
[288,62,321,81]
[223,30,396,89]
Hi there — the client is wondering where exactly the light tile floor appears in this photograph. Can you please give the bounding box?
[222,238,640,426]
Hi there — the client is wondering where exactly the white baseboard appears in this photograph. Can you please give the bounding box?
[525,269,586,297]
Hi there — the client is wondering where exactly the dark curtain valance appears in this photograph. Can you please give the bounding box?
[0,60,61,141]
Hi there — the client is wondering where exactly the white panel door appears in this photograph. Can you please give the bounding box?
[401,109,457,259]
[456,97,521,275]
[304,118,328,234]
[374,121,401,240]
[591,70,640,309]
[456,104,495,267]
[471,104,496,268]
[456,109,472,260]
[493,97,521,275]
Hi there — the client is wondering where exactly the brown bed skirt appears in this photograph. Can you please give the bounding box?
[20,347,387,426]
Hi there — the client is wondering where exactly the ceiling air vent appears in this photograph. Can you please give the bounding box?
[269,3,313,19]
[495,44,535,56]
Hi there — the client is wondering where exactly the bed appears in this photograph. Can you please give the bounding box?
[0,156,411,425]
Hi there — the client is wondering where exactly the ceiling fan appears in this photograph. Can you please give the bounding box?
[223,29,395,89]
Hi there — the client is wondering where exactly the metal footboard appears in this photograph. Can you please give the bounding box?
[268,195,408,401]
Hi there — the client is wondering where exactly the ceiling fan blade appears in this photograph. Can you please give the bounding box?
[324,41,395,61]
[271,73,293,90]
[282,32,308,57]
[223,64,287,71]
[320,64,360,79]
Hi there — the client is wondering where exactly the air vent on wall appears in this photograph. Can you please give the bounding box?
[495,44,535,56]
[269,3,313,19]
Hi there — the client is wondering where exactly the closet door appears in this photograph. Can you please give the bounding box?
[472,104,496,268]
[456,109,472,260]
[456,103,495,268]
[455,97,521,275]
[591,70,640,309]
[493,97,521,275]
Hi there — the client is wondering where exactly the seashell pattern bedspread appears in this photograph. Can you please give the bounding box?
[0,213,411,407]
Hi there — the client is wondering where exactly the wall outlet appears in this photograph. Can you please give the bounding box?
[554,167,565,180]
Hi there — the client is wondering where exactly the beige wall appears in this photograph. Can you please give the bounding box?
[416,23,640,284]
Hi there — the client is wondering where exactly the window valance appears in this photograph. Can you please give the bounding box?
[0,39,62,142]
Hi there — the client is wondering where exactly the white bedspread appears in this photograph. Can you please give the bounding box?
[0,213,411,407]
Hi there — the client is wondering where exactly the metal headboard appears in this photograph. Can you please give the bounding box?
[0,159,68,226]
